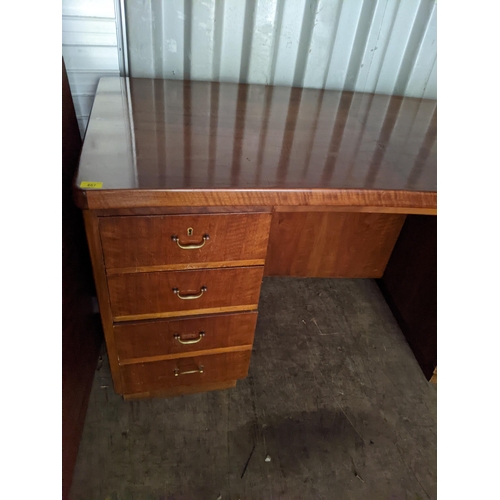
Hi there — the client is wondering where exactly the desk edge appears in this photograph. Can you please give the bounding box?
[75,188,436,215]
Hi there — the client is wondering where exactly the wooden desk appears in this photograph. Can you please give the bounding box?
[74,77,436,399]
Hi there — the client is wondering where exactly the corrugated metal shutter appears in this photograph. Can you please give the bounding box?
[126,0,436,99]
[62,0,122,137]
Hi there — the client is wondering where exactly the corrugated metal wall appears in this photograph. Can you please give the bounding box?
[62,0,122,136]
[62,0,436,135]
[126,0,436,99]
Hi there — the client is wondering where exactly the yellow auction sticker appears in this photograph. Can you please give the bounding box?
[80,181,103,189]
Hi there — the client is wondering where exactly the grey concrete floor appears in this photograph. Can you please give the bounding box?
[70,278,437,500]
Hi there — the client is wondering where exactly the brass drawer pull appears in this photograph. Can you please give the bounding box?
[171,234,209,249]
[174,365,204,377]
[174,332,205,345]
[173,286,207,300]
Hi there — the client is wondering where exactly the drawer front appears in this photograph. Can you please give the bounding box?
[100,213,271,270]
[108,267,264,320]
[120,350,252,395]
[114,312,257,361]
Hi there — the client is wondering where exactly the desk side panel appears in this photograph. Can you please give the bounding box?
[377,215,437,379]
[264,211,405,278]
[62,59,102,500]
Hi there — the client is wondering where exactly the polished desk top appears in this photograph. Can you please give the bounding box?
[75,78,436,212]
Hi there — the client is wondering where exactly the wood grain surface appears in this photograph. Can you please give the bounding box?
[83,211,123,393]
[265,211,405,277]
[106,260,266,275]
[120,350,252,395]
[94,206,274,216]
[114,312,257,361]
[81,189,436,212]
[99,213,271,271]
[107,266,264,320]
[75,78,436,211]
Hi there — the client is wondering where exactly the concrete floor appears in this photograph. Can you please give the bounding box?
[70,278,437,500]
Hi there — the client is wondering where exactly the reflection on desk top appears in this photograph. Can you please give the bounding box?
[75,77,436,211]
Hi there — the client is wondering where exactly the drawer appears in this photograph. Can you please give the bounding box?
[108,266,264,321]
[99,213,272,271]
[114,312,257,361]
[120,350,252,395]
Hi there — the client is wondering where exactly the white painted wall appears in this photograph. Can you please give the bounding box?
[62,0,121,137]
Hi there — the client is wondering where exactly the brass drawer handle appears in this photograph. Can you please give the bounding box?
[174,365,204,377]
[173,286,207,300]
[174,332,205,345]
[171,234,209,249]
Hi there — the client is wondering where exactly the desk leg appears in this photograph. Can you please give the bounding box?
[377,215,437,380]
